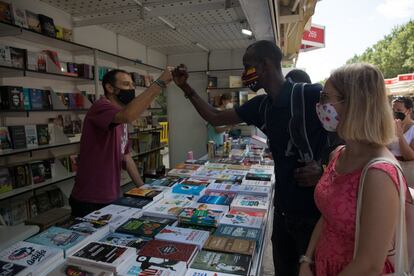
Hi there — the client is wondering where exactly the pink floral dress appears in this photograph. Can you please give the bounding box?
[314,149,402,275]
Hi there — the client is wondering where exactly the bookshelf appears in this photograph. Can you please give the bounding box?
[0,141,80,158]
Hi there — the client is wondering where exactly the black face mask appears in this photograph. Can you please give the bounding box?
[115,88,135,105]
[394,111,406,121]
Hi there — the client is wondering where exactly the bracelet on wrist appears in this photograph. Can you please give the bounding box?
[299,255,314,265]
[153,79,166,88]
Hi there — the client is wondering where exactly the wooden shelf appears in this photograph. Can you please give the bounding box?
[0,141,80,158]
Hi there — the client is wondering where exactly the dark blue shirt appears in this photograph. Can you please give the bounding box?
[235,80,327,218]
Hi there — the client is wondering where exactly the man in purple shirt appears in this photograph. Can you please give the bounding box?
[70,68,172,217]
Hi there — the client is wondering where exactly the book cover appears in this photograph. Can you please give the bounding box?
[203,236,256,256]
[48,263,114,276]
[60,217,109,236]
[29,89,44,110]
[185,268,240,276]
[197,192,234,206]
[214,225,260,242]
[38,14,56,37]
[238,185,271,196]
[176,223,216,234]
[24,125,38,148]
[22,88,31,110]
[167,169,194,178]
[68,242,134,273]
[25,10,41,32]
[227,209,265,218]
[41,90,52,110]
[172,183,206,196]
[138,215,176,225]
[116,218,167,238]
[0,167,12,194]
[0,86,24,110]
[190,251,251,275]
[11,164,30,188]
[118,256,187,276]
[124,187,163,201]
[144,196,193,219]
[175,163,201,171]
[0,241,63,272]
[207,76,217,88]
[0,126,11,150]
[55,25,63,39]
[219,212,263,229]
[35,192,52,213]
[0,260,27,276]
[113,197,153,209]
[36,124,49,145]
[10,47,25,69]
[62,27,73,41]
[155,226,209,249]
[30,161,46,184]
[139,240,198,265]
[245,172,272,181]
[230,195,269,213]
[100,232,149,251]
[191,203,229,213]
[0,1,12,24]
[8,125,26,149]
[26,226,88,255]
[178,207,224,227]
[84,204,142,229]
[241,179,272,187]
[0,44,11,67]
[11,5,27,28]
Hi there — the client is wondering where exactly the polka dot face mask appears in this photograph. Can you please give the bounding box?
[316,102,340,132]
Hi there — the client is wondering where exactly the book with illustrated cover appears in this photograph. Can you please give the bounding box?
[48,263,114,276]
[180,178,211,186]
[10,47,25,69]
[206,183,241,194]
[138,215,176,226]
[124,187,163,201]
[237,185,271,196]
[0,167,12,194]
[185,269,240,276]
[36,124,49,145]
[0,44,11,67]
[207,76,217,88]
[24,125,38,147]
[241,179,272,187]
[226,164,250,171]
[8,125,26,149]
[198,191,235,206]
[118,256,187,276]
[84,204,142,229]
[147,177,183,187]
[203,236,256,256]
[0,260,27,276]
[219,212,263,229]
[155,226,209,249]
[172,183,206,196]
[0,127,11,150]
[167,169,194,178]
[245,172,272,182]
[204,163,227,170]
[0,1,12,24]
[139,240,198,265]
[0,86,24,110]
[100,232,149,251]
[190,203,229,213]
[190,250,251,275]
[144,196,194,219]
[175,163,201,171]
[60,217,109,240]
[26,226,89,257]
[26,10,41,32]
[68,242,134,273]
[116,218,168,239]
[0,241,63,275]
[30,161,46,184]
[177,222,216,233]
[38,14,56,37]
[11,5,27,28]
[214,225,260,242]
[29,89,44,110]
[113,197,153,209]
[178,207,224,227]
[230,194,269,213]
[227,209,265,218]
[11,164,31,188]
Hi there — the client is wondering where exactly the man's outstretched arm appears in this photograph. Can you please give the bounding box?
[173,65,243,126]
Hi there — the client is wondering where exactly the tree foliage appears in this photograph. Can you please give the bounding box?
[346,20,414,78]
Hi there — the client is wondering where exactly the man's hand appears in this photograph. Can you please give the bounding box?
[158,67,173,85]
[294,160,323,187]
[172,64,189,87]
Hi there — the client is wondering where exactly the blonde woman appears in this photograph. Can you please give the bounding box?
[299,63,408,276]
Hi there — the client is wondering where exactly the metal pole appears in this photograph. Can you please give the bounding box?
[93,49,99,98]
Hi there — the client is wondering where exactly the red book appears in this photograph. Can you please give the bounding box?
[138,240,198,266]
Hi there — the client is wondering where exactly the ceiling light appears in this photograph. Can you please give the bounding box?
[157,16,176,30]
[195,42,209,52]
[242,28,252,36]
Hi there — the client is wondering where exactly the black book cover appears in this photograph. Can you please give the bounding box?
[113,197,152,209]
[48,188,64,208]
[74,242,127,263]
[8,125,26,149]
[11,164,30,188]
[43,159,52,179]
[0,2,12,24]
[35,191,52,213]
[10,47,26,69]
[30,161,46,184]
[245,173,272,181]
[116,218,167,238]
[36,124,50,145]
[0,86,24,110]
[38,14,56,37]
[0,260,27,275]
[42,90,52,110]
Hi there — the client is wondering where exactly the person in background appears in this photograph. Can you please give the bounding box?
[300,63,406,276]
[70,68,173,217]
[173,40,328,276]
[388,96,414,161]
[286,69,312,84]
[207,94,233,146]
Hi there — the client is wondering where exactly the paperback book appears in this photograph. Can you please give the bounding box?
[230,195,270,213]
[172,183,206,196]
[84,204,142,230]
[245,172,272,182]
[203,236,256,256]
[241,179,272,187]
[219,212,263,229]
[155,226,210,249]
[113,197,153,210]
[190,250,251,276]
[138,240,198,266]
[8,125,26,149]
[214,225,260,242]
[59,217,109,240]
[178,207,224,227]
[0,260,27,276]
[24,125,38,148]
[100,232,149,251]
[118,256,187,276]
[144,196,194,219]
[167,169,194,178]
[198,192,235,206]
[116,218,168,239]
[124,187,163,201]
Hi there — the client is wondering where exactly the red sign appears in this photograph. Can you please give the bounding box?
[301,24,325,50]
[398,74,414,81]
[384,78,398,85]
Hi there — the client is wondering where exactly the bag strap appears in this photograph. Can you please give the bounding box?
[354,157,409,274]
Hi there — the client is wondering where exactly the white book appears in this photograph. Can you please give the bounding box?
[118,256,186,276]
[0,241,64,276]
[237,185,271,196]
[144,196,193,219]
[47,262,114,276]
[155,226,209,249]
[11,5,28,28]
[0,44,11,67]
[230,194,270,213]
[185,268,240,276]
[167,169,194,178]
[67,242,135,273]
[83,204,142,231]
[24,125,38,148]
[219,211,263,229]
[207,183,241,193]
[241,179,273,187]
[190,202,230,213]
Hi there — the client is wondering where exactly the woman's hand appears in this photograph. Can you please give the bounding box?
[299,263,314,276]
[395,119,404,138]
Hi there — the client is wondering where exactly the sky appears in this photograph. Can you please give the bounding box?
[296,0,414,82]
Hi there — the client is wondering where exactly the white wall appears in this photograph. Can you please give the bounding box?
[167,49,246,167]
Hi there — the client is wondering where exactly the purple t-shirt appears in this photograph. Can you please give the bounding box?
[71,97,129,203]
